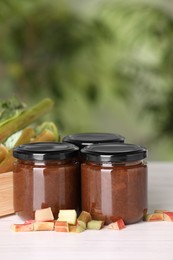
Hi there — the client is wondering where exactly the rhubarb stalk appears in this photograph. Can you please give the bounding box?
[0,127,35,173]
[0,98,54,143]
[33,129,57,142]
[0,144,8,163]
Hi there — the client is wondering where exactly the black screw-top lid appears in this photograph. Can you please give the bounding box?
[81,143,147,163]
[13,142,79,161]
[62,133,125,149]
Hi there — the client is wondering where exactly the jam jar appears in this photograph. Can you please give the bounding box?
[81,143,147,225]
[13,142,80,220]
[62,133,125,150]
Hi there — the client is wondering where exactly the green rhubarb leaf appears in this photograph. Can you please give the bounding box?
[0,98,54,143]
[0,97,26,127]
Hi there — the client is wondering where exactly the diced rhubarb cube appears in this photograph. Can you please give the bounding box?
[144,213,164,221]
[57,210,77,225]
[11,223,34,232]
[69,225,85,233]
[77,211,92,229]
[35,207,54,222]
[54,221,69,232]
[163,212,173,222]
[33,222,54,231]
[108,218,125,230]
[24,219,35,224]
[87,220,104,230]
[154,210,168,213]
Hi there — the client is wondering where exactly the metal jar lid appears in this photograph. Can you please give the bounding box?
[13,142,79,161]
[62,133,125,149]
[81,143,147,163]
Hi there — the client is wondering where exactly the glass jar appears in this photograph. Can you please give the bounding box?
[62,132,125,150]
[81,143,147,225]
[13,142,80,220]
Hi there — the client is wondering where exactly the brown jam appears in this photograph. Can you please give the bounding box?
[13,142,80,220]
[81,143,148,225]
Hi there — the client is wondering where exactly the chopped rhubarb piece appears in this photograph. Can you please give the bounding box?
[69,225,85,233]
[35,207,54,222]
[24,219,35,224]
[54,221,69,232]
[57,210,77,225]
[11,223,34,232]
[144,213,164,221]
[77,211,92,229]
[108,218,125,230]
[87,220,104,230]
[33,222,54,231]
[154,210,168,213]
[163,212,173,222]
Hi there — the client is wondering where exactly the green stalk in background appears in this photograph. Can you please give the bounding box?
[0,127,35,173]
[0,98,54,143]
[36,121,59,141]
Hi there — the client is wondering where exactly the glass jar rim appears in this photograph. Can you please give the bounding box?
[62,132,125,149]
[81,143,147,163]
[13,142,79,161]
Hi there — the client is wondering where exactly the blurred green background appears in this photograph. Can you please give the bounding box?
[1,0,173,161]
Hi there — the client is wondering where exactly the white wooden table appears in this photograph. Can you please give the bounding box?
[0,162,173,260]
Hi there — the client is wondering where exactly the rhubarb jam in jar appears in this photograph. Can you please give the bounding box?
[81,143,147,225]
[62,133,125,150]
[13,142,80,220]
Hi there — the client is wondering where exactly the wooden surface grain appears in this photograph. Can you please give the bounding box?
[0,171,14,216]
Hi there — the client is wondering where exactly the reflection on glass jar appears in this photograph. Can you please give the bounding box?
[81,143,148,225]
[13,142,80,220]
